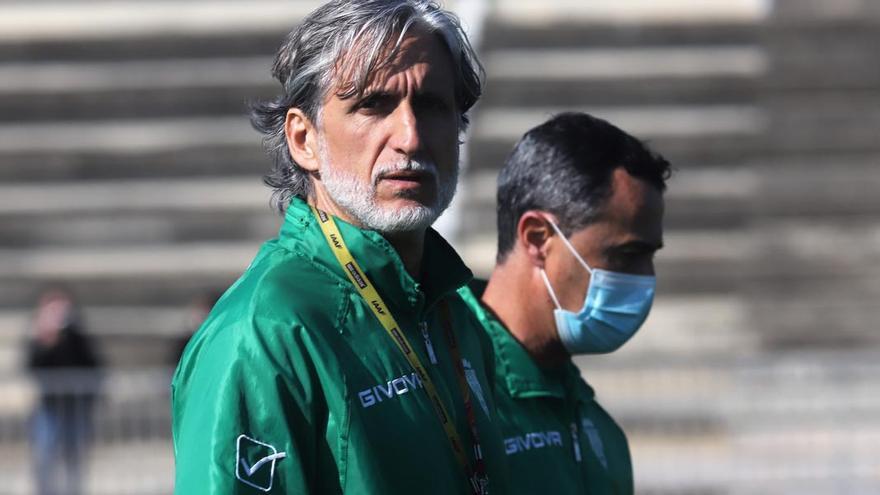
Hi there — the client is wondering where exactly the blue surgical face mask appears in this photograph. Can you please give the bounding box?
[540,220,656,355]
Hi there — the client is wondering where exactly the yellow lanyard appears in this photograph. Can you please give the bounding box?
[310,206,487,495]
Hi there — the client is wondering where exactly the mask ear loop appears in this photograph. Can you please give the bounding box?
[539,269,563,310]
[546,219,593,274]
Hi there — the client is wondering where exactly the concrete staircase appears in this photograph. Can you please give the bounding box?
[747,0,880,352]
[0,0,878,493]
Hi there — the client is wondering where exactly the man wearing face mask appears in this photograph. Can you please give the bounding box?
[459,112,671,494]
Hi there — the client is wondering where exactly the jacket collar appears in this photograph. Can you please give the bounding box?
[278,197,472,314]
[460,281,595,402]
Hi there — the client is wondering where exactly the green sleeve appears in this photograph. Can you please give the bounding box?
[172,317,321,494]
[617,428,635,495]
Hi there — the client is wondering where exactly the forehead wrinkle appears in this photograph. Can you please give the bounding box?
[333,27,442,101]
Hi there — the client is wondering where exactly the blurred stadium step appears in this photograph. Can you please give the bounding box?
[0,241,258,287]
[0,57,277,123]
[481,46,765,108]
[0,1,322,47]
[0,116,254,153]
[488,0,769,27]
[0,177,269,215]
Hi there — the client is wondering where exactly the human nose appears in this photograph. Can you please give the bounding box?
[388,102,422,157]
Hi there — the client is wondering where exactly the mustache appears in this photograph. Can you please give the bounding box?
[371,159,439,187]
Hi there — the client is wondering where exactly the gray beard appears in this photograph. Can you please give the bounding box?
[318,140,458,234]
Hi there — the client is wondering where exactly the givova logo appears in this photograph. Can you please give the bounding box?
[504,430,563,455]
[358,372,423,408]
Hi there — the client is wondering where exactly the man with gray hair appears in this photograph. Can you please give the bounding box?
[172,1,508,494]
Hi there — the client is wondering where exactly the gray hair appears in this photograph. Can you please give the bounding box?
[250,0,484,212]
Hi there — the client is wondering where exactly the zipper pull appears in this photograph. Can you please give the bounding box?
[570,422,582,463]
[420,322,438,365]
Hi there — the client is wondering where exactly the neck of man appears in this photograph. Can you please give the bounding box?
[309,187,426,280]
[384,231,425,281]
[482,259,570,369]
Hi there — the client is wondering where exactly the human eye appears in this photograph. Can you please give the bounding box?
[353,92,395,114]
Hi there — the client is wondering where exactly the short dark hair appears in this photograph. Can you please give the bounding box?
[496,112,671,263]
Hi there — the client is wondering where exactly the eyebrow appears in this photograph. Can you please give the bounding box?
[346,90,394,111]
[349,86,451,106]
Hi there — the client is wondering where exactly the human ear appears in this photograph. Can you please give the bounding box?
[517,211,557,269]
[284,108,320,172]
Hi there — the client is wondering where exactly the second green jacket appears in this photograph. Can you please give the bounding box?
[459,282,633,495]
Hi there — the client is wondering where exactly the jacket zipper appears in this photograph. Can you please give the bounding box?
[420,321,438,365]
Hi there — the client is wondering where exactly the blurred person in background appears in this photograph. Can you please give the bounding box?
[172,1,508,494]
[27,286,102,495]
[458,113,670,494]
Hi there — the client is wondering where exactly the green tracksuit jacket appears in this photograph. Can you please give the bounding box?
[172,198,509,494]
[459,282,634,495]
